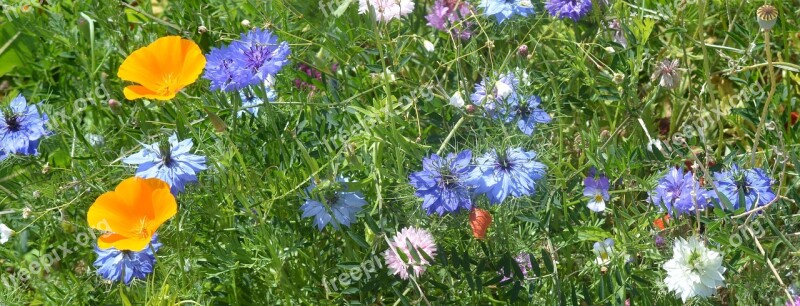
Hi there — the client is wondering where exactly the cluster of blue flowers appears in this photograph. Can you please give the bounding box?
[409,148,547,215]
[649,164,776,216]
[94,235,162,285]
[204,29,291,92]
[0,95,49,161]
[470,73,552,136]
[300,177,367,231]
[479,0,596,23]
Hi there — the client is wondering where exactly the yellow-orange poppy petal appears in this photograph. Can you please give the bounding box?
[97,233,151,252]
[87,192,141,233]
[114,177,170,216]
[124,85,177,101]
[147,188,177,234]
[117,36,206,101]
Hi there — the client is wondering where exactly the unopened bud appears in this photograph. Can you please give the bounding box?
[241,19,251,28]
[198,25,208,34]
[108,99,121,111]
[465,104,477,114]
[517,45,528,57]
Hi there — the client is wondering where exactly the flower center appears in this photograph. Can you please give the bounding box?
[594,193,604,203]
[4,113,21,132]
[159,141,174,166]
[439,166,460,189]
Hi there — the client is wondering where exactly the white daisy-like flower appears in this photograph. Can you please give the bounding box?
[1,223,13,244]
[358,0,415,22]
[663,237,726,302]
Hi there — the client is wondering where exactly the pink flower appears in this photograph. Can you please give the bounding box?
[383,226,437,279]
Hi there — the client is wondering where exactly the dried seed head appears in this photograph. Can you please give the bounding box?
[757,5,778,30]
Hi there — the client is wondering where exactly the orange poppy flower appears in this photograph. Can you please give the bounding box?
[469,208,492,240]
[117,36,206,101]
[87,177,177,251]
[653,214,670,230]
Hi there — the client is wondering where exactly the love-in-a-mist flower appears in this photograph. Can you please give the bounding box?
[409,150,475,215]
[584,170,610,213]
[500,252,534,281]
[663,237,725,302]
[470,147,546,204]
[711,164,776,211]
[652,59,681,89]
[593,238,614,265]
[122,133,207,195]
[359,0,415,22]
[237,86,276,117]
[426,0,474,39]
[87,177,176,251]
[93,235,161,285]
[479,0,535,24]
[383,226,437,280]
[1,94,49,155]
[505,95,551,135]
[0,223,13,244]
[650,167,709,216]
[299,178,366,231]
[545,0,593,21]
[471,73,519,117]
[117,36,206,100]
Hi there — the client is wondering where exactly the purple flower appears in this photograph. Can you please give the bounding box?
[584,170,610,213]
[426,0,474,39]
[409,150,475,215]
[505,95,551,135]
[711,165,776,211]
[650,167,709,216]
[203,46,243,91]
[470,147,546,204]
[787,295,800,306]
[232,29,291,86]
[608,19,628,47]
[383,226,437,280]
[0,95,49,156]
[500,252,534,281]
[479,0,535,24]
[545,0,593,21]
[93,235,161,285]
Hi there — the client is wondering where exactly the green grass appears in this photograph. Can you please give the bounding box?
[1,0,799,305]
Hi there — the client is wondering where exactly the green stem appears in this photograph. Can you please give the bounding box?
[750,30,777,167]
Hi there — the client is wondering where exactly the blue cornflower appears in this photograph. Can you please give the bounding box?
[237,85,277,117]
[300,178,366,231]
[0,95,48,155]
[479,0,535,23]
[204,46,243,91]
[409,150,475,215]
[711,164,776,211]
[545,0,593,21]
[471,73,519,118]
[94,235,161,285]
[584,169,610,212]
[0,150,6,162]
[230,29,291,88]
[505,95,551,135]
[650,167,709,216]
[470,147,546,204]
[122,133,207,195]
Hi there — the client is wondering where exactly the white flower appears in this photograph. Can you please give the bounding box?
[593,238,615,265]
[1,223,13,244]
[358,0,415,22]
[663,237,725,302]
[449,92,465,108]
[422,40,435,52]
[493,80,513,100]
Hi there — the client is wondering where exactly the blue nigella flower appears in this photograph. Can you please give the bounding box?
[230,29,291,88]
[1,94,48,155]
[300,177,366,231]
[470,147,546,204]
[584,169,610,212]
[545,0,594,21]
[650,167,709,216]
[122,133,207,195]
[0,150,7,162]
[409,150,475,215]
[237,85,277,118]
[471,73,519,118]
[94,235,161,285]
[711,164,776,211]
[479,0,535,24]
[505,95,551,135]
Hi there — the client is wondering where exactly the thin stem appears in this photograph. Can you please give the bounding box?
[746,227,793,302]
[750,30,777,167]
